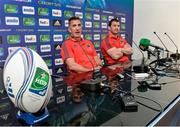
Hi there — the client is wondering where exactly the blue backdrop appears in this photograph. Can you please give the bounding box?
[0,0,134,76]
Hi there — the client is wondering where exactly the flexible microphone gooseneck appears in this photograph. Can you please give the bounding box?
[153,32,169,58]
[132,40,149,73]
[164,32,180,62]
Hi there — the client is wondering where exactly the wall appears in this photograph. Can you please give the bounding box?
[133,0,180,59]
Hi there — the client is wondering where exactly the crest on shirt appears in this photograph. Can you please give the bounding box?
[73,44,77,48]
[86,44,91,47]
[120,39,124,44]
[113,40,116,44]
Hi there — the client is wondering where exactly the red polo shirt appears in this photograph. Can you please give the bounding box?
[61,37,99,70]
[101,34,129,65]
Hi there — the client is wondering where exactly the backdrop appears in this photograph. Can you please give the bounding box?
[0,0,134,75]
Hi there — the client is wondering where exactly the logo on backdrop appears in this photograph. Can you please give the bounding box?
[4,4,18,13]
[39,19,49,26]
[40,45,51,52]
[7,35,21,44]
[52,9,62,17]
[5,17,19,25]
[53,20,62,27]
[54,44,61,51]
[24,35,36,43]
[22,6,35,15]
[0,36,2,44]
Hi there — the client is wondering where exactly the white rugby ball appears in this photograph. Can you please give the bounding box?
[3,47,52,113]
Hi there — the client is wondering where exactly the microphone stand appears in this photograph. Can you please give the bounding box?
[153,32,169,58]
[164,33,180,75]
[164,33,179,63]
[132,40,148,73]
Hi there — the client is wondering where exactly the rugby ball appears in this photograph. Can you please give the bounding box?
[3,47,52,113]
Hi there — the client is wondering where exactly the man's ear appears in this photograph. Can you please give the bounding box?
[68,27,71,33]
[108,26,110,31]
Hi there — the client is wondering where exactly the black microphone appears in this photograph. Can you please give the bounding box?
[132,40,149,73]
[139,38,164,51]
[139,44,158,57]
[164,32,180,61]
[153,32,169,56]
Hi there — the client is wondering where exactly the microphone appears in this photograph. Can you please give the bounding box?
[139,39,159,57]
[132,40,149,73]
[164,32,180,61]
[139,38,164,51]
[153,32,175,66]
[153,32,168,50]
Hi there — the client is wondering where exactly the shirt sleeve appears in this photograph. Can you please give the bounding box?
[120,38,127,47]
[61,41,74,61]
[89,41,98,56]
[101,37,112,51]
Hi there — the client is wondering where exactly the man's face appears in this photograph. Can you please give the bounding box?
[109,21,120,36]
[68,19,82,39]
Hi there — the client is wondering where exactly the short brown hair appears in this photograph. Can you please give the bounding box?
[68,16,81,26]
[108,18,119,26]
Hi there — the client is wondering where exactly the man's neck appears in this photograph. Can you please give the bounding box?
[109,32,119,38]
[71,36,82,41]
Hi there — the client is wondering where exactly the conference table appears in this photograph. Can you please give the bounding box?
[0,61,179,126]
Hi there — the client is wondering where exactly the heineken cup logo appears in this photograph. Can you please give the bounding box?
[29,67,49,96]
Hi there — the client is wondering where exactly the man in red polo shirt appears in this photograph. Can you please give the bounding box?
[101,18,133,65]
[61,17,102,73]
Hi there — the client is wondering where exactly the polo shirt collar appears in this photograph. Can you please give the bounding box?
[68,36,84,42]
[108,32,120,40]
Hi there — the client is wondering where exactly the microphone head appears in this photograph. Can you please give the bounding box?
[139,38,151,47]
[153,31,156,34]
[164,32,167,35]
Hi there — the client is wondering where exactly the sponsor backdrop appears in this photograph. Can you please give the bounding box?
[0,0,134,75]
[0,0,133,124]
